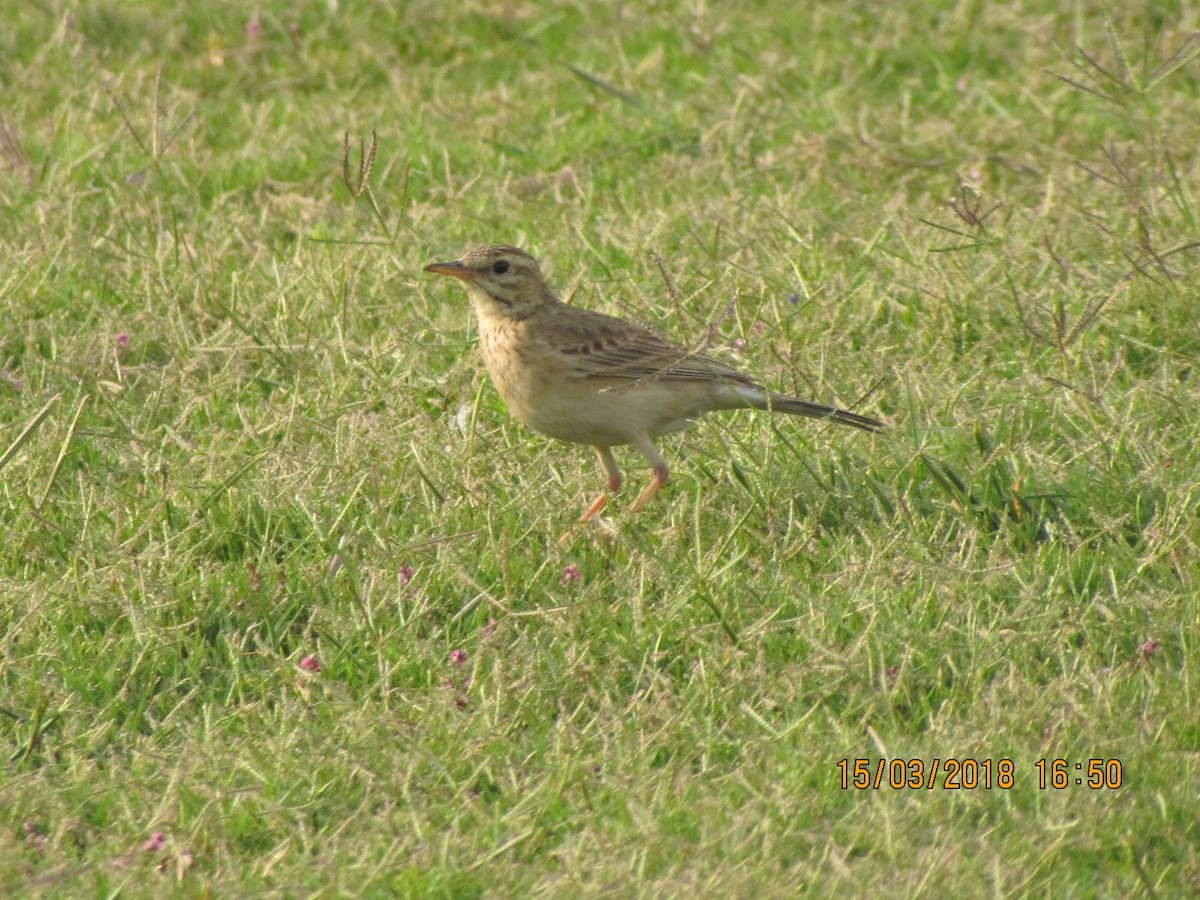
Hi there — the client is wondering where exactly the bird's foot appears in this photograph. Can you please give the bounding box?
[559,492,610,544]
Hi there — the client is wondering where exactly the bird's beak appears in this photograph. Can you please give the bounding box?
[423,260,474,281]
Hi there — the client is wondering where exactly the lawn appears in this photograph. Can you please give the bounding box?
[2,1,1198,895]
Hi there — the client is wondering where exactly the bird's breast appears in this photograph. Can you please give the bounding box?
[477,318,563,428]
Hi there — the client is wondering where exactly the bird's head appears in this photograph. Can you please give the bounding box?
[424,245,558,319]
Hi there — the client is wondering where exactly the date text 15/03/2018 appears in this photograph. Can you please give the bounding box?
[835,758,1124,791]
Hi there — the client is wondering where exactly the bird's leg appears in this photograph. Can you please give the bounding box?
[581,446,622,519]
[629,434,670,513]
[630,465,670,513]
[560,447,622,543]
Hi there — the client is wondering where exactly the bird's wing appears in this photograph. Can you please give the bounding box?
[549,307,757,386]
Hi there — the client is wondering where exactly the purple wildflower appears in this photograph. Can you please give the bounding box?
[143,831,166,853]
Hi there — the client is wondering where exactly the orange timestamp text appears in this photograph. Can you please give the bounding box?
[836,758,1124,790]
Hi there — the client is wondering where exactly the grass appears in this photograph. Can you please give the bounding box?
[2,1,1198,895]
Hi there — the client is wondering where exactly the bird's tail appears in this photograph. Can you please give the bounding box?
[758,391,884,433]
[715,382,885,432]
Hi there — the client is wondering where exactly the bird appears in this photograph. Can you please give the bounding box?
[424,245,883,534]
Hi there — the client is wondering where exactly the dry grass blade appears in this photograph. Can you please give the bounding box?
[0,394,62,472]
[341,129,392,239]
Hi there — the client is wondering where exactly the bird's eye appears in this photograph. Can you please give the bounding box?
[493,260,510,275]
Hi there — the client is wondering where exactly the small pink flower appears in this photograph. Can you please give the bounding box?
[1140,640,1158,658]
[400,564,415,586]
[450,648,468,667]
[23,821,47,856]
[246,18,263,41]
[561,564,582,585]
[143,831,166,853]
[115,332,130,349]
[299,654,322,673]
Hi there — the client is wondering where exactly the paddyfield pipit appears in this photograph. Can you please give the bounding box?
[424,245,883,529]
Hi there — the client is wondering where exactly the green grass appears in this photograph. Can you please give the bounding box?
[2,1,1199,895]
